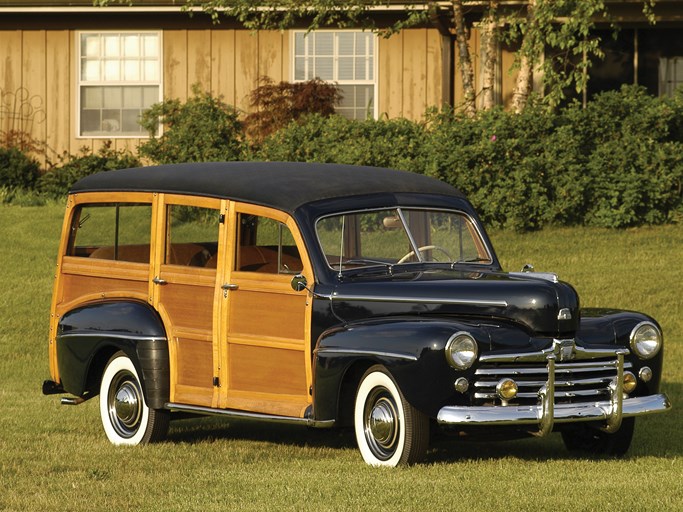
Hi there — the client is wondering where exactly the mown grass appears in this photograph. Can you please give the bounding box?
[1,204,681,511]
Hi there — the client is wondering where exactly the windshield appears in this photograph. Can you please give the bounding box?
[316,208,491,271]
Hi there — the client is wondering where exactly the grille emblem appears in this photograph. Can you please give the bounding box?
[555,339,575,362]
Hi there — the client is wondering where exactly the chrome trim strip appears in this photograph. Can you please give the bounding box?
[437,393,671,427]
[474,376,615,388]
[479,339,628,364]
[474,361,633,376]
[58,332,166,342]
[166,403,335,428]
[319,292,508,307]
[315,347,419,361]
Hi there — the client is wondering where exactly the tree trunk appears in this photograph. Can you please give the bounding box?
[511,0,537,113]
[481,0,500,110]
[452,0,476,117]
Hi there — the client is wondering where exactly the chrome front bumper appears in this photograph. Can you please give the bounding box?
[437,351,671,435]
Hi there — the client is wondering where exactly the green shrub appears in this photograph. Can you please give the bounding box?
[37,143,140,199]
[0,146,40,190]
[139,85,245,164]
[257,114,429,171]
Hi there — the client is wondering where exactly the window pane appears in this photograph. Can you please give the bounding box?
[82,87,102,109]
[315,56,333,80]
[338,32,354,55]
[123,35,140,57]
[236,214,302,274]
[122,110,142,133]
[339,57,353,80]
[123,60,140,81]
[101,110,121,132]
[123,86,141,108]
[166,205,220,267]
[81,109,101,134]
[103,87,122,109]
[315,32,333,55]
[70,203,152,263]
[82,59,100,81]
[143,60,158,81]
[143,34,159,58]
[104,35,120,57]
[143,86,159,106]
[295,57,306,81]
[82,34,100,58]
[104,59,120,81]
[295,32,304,55]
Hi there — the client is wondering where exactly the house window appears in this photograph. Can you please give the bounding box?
[659,57,683,97]
[293,31,376,120]
[79,32,161,137]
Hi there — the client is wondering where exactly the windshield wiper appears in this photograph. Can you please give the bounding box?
[451,257,490,268]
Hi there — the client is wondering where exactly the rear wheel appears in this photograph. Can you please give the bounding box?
[99,352,169,445]
[354,365,429,466]
[561,417,635,457]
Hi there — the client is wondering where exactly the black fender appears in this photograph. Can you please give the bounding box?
[56,300,169,409]
[578,308,664,395]
[312,317,489,422]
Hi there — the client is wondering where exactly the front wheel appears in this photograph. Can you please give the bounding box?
[354,365,429,466]
[561,417,635,457]
[99,352,169,445]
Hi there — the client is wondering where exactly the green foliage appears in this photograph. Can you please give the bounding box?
[257,114,429,171]
[37,143,140,200]
[138,85,245,164]
[0,146,41,191]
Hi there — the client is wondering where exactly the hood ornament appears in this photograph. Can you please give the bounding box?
[557,308,572,321]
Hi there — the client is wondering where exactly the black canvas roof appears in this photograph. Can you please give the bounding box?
[70,162,464,213]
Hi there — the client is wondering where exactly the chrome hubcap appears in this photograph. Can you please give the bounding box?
[108,372,143,438]
[364,389,399,460]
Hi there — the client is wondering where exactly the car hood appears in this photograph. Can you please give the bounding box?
[327,268,580,337]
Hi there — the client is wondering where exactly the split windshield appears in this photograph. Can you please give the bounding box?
[316,208,491,271]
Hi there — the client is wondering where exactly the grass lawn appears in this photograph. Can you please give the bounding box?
[1,203,681,511]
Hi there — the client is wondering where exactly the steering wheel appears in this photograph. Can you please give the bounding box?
[397,245,453,264]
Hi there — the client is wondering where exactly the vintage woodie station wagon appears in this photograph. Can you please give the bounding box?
[43,161,671,466]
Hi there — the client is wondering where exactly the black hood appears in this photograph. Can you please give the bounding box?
[328,268,580,337]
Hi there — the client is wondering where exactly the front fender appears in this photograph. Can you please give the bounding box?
[56,300,169,409]
[312,317,489,421]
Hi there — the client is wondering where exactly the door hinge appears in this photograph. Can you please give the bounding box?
[213,377,221,387]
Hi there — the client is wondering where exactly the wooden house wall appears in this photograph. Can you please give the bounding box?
[1,25,451,164]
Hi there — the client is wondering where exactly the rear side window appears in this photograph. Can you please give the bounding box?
[67,203,152,263]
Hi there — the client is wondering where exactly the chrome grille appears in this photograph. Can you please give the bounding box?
[473,358,632,406]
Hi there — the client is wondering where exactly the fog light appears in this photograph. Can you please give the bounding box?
[623,371,637,394]
[496,378,518,401]
[454,377,469,393]
[639,366,653,383]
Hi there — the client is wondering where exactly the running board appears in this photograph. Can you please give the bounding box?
[165,403,335,428]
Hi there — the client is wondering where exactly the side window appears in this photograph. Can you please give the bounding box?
[68,203,152,263]
[165,205,220,268]
[236,214,303,274]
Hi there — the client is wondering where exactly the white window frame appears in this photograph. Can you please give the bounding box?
[77,31,163,139]
[291,30,378,120]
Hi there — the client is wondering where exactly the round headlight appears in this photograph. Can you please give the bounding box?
[445,332,478,370]
[630,321,662,360]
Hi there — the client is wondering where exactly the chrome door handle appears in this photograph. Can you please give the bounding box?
[221,283,239,291]
[152,276,167,285]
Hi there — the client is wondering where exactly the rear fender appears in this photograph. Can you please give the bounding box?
[56,300,169,409]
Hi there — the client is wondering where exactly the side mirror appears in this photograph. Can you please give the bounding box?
[521,263,534,273]
[291,274,308,292]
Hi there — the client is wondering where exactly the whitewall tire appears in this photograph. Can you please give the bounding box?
[99,352,169,445]
[354,365,429,466]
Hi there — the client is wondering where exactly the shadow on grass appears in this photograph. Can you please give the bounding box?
[165,382,680,464]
